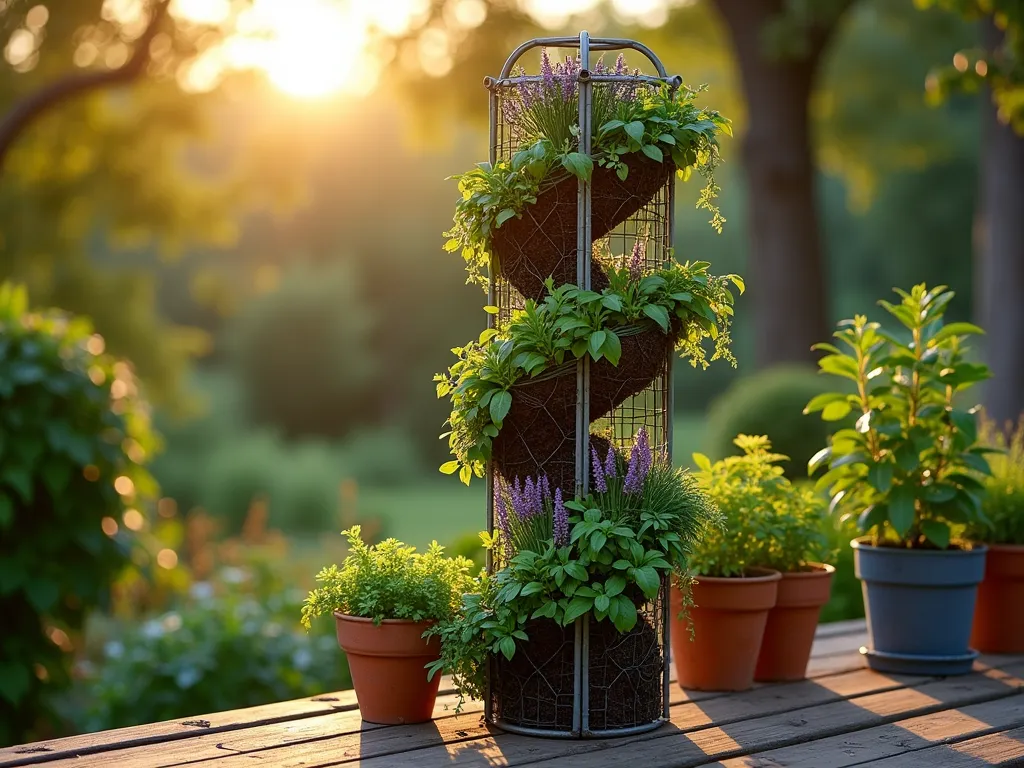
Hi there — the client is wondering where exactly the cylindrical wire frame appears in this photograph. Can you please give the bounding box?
[483,32,678,738]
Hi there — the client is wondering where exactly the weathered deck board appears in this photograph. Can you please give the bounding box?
[393,661,1024,768]
[865,724,1024,766]
[7,621,1023,768]
[713,691,1024,767]
[0,620,870,767]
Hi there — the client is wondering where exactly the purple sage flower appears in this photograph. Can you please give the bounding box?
[605,446,617,478]
[531,475,544,517]
[624,428,652,495]
[563,55,578,98]
[553,487,569,547]
[540,48,555,93]
[524,476,537,518]
[628,238,646,282]
[540,475,551,504]
[511,477,527,520]
[591,447,607,493]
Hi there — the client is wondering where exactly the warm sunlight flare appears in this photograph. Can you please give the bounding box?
[166,0,688,99]
[246,0,361,98]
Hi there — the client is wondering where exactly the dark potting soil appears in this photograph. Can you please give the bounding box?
[492,324,677,492]
[493,614,663,731]
[492,153,672,301]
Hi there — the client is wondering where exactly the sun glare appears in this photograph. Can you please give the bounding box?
[245,0,363,98]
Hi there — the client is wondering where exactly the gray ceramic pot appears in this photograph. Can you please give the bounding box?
[853,539,987,676]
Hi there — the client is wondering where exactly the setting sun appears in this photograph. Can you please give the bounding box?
[246,0,363,98]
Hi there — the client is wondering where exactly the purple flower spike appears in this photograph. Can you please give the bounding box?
[511,477,527,520]
[591,447,607,493]
[628,238,646,282]
[524,477,537,518]
[614,53,627,76]
[541,475,551,504]
[540,48,555,93]
[561,56,575,99]
[553,488,569,547]
[624,428,652,495]
[605,446,617,478]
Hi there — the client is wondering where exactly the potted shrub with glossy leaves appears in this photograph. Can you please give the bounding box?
[806,284,993,676]
[966,416,1024,653]
[301,526,476,724]
[671,436,788,692]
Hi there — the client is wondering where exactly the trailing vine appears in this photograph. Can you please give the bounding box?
[444,81,731,289]
[435,260,742,483]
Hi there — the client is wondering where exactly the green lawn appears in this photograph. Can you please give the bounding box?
[356,412,707,549]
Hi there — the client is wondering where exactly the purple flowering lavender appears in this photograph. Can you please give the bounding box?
[531,475,544,516]
[605,446,617,478]
[552,487,569,546]
[524,476,538,518]
[510,477,526,520]
[628,238,647,282]
[591,446,607,493]
[540,475,551,504]
[540,48,555,92]
[623,428,653,495]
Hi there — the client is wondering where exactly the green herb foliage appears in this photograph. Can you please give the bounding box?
[301,526,477,627]
[965,416,1024,545]
[0,283,157,745]
[444,84,730,288]
[427,449,718,711]
[806,284,994,550]
[435,261,742,483]
[690,435,831,577]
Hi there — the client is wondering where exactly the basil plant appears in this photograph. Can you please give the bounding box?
[805,284,994,550]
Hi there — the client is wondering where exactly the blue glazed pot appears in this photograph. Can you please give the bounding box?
[853,539,988,676]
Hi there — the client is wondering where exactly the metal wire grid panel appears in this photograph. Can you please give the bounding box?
[484,32,676,738]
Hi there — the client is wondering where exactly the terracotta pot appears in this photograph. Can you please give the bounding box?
[671,569,781,691]
[333,612,441,725]
[754,563,835,682]
[970,543,1024,653]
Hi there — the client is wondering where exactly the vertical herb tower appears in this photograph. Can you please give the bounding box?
[438,33,738,737]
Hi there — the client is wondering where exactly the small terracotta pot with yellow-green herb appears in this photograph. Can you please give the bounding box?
[301,527,476,725]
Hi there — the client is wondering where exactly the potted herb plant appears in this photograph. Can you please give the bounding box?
[672,435,787,692]
[806,284,993,676]
[301,526,476,724]
[966,416,1024,653]
[444,49,729,300]
[745,454,835,682]
[428,428,720,729]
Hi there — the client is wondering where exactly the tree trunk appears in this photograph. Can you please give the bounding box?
[975,20,1024,427]
[711,0,847,367]
[0,0,170,174]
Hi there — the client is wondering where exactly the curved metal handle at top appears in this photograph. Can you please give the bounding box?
[497,32,669,79]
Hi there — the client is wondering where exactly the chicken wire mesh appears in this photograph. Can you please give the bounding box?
[483,33,676,738]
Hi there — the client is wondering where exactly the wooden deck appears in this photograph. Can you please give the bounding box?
[3,620,1023,767]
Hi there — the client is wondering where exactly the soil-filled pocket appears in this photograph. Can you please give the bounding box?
[492,154,673,301]
[492,614,663,732]
[492,324,675,491]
